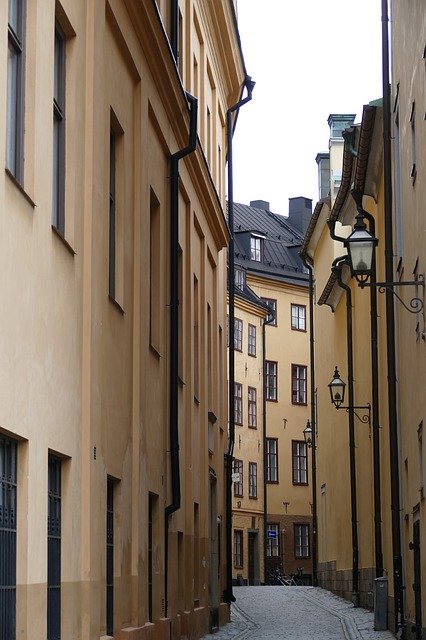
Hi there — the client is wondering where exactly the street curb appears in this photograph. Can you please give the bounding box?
[301,588,363,640]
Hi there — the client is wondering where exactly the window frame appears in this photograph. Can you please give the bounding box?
[292,440,308,485]
[248,461,257,499]
[235,268,245,290]
[0,434,18,640]
[47,454,62,640]
[233,459,243,497]
[291,363,307,405]
[248,323,256,357]
[6,0,26,183]
[250,235,263,262]
[248,386,257,428]
[291,304,306,332]
[266,523,280,557]
[265,360,278,402]
[234,382,243,425]
[233,530,243,568]
[294,524,310,558]
[52,21,66,235]
[234,317,243,352]
[266,437,278,483]
[261,298,277,326]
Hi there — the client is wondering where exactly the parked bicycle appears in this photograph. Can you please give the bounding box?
[266,566,302,586]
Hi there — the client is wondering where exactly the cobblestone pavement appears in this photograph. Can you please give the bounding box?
[201,586,396,639]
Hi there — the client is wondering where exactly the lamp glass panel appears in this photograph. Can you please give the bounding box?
[347,229,375,274]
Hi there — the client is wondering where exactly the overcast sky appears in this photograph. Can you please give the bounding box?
[232,0,383,215]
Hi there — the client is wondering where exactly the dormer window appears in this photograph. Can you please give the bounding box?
[250,235,263,261]
[235,269,245,290]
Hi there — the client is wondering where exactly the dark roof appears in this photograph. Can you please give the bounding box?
[233,202,309,287]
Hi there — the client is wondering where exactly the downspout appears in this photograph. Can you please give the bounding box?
[170,0,178,62]
[225,75,255,604]
[262,312,275,583]
[165,92,198,617]
[351,193,383,579]
[382,1,405,635]
[301,257,317,587]
[333,260,360,607]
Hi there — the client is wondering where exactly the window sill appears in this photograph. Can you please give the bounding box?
[52,225,76,256]
[108,294,125,315]
[5,168,36,208]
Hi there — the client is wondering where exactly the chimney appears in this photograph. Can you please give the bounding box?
[250,199,270,211]
[288,197,312,235]
[316,152,330,199]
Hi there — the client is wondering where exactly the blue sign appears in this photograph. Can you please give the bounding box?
[267,530,278,539]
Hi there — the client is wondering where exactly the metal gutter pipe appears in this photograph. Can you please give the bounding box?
[301,257,318,586]
[381,0,405,634]
[333,260,360,607]
[164,92,198,617]
[224,76,255,604]
[171,0,178,62]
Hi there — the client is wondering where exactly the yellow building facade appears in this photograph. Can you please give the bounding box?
[0,1,247,638]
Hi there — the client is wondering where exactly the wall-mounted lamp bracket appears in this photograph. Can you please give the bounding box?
[335,403,371,425]
[359,274,424,316]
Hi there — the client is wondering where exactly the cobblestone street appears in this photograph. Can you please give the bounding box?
[202,587,396,640]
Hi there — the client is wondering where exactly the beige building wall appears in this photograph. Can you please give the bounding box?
[0,1,245,639]
[230,297,266,585]
[248,275,312,580]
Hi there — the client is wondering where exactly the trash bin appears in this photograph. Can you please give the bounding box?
[374,575,388,631]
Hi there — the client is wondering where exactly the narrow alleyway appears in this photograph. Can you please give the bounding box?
[202,587,396,640]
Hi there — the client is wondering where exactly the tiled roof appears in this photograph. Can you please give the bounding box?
[233,202,309,286]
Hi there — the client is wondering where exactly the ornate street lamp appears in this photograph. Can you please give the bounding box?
[328,366,346,408]
[303,420,313,448]
[344,211,378,286]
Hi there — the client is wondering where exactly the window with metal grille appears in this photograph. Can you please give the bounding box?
[47,455,61,640]
[294,524,310,558]
[233,530,243,567]
[7,0,25,182]
[266,438,278,483]
[106,478,114,635]
[234,382,242,425]
[52,23,66,234]
[248,323,256,356]
[0,435,17,640]
[248,387,257,428]
[291,304,306,331]
[292,364,307,405]
[265,361,277,401]
[292,441,308,485]
[234,318,243,351]
[266,524,279,557]
[233,459,243,497]
[249,462,257,499]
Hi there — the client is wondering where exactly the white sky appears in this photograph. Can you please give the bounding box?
[232,0,383,215]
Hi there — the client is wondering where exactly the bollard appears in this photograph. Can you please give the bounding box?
[374,575,388,631]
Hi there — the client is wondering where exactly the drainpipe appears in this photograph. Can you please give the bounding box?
[301,257,318,587]
[351,193,383,579]
[333,259,360,607]
[381,0,405,634]
[164,92,198,617]
[170,0,178,62]
[225,76,255,604]
[262,312,275,583]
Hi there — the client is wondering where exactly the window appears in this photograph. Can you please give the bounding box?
[266,524,279,557]
[291,304,306,331]
[250,236,262,261]
[292,440,308,485]
[266,438,278,482]
[234,382,242,425]
[235,268,245,290]
[109,128,117,299]
[410,101,416,183]
[0,435,17,640]
[261,298,277,326]
[234,530,243,567]
[265,361,277,401]
[7,0,25,182]
[249,462,257,498]
[248,323,256,356]
[292,364,307,405]
[233,459,243,497]
[294,524,310,558]
[234,318,243,351]
[52,23,66,234]
[106,478,114,635]
[149,190,161,351]
[248,387,257,428]
[47,455,61,640]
